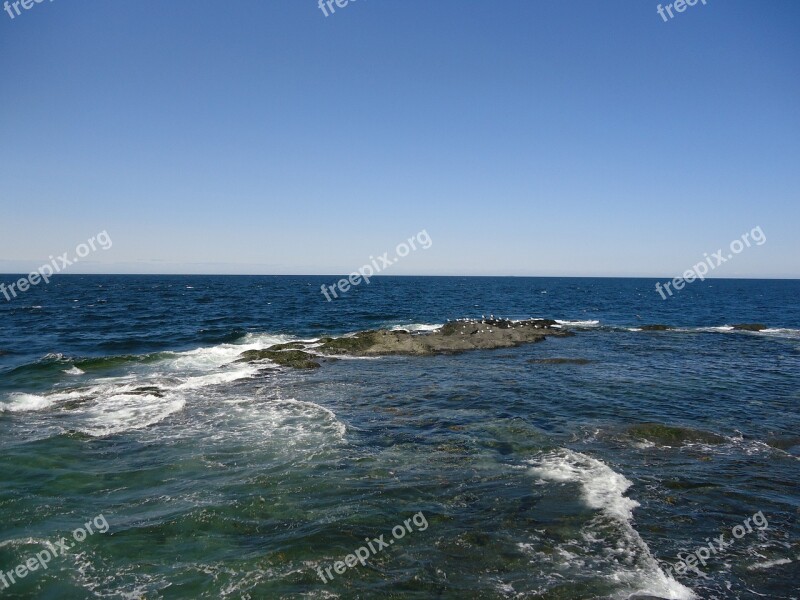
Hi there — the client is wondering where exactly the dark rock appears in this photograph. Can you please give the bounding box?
[236,349,320,369]
[640,324,673,331]
[732,323,767,331]
[236,318,570,364]
[765,435,800,452]
[528,358,593,365]
[627,423,726,446]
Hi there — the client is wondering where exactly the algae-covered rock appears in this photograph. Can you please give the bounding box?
[237,318,568,364]
[236,349,320,369]
[765,435,800,452]
[267,342,309,351]
[318,331,379,354]
[528,358,593,365]
[626,423,725,446]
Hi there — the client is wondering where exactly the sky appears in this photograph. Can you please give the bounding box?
[0,0,798,277]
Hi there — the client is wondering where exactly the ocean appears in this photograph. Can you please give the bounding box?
[0,275,798,599]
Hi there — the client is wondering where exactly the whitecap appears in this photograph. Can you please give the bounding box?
[64,366,85,376]
[528,449,696,599]
[756,328,800,339]
[390,323,443,332]
[0,393,59,413]
[529,449,639,521]
[555,320,601,327]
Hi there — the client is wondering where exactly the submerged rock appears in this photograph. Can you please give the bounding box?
[640,324,673,331]
[626,423,726,446]
[732,323,767,331]
[527,358,593,365]
[765,435,800,452]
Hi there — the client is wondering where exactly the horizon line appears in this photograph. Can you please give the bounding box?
[1,273,799,281]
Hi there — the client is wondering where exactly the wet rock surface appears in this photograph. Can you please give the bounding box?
[235,319,570,367]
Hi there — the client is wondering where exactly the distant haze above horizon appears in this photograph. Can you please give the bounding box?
[1,1,798,278]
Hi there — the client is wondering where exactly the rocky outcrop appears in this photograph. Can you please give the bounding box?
[235,319,569,368]
[732,323,767,331]
[640,324,673,331]
[316,319,568,357]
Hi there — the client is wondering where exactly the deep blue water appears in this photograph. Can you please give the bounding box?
[0,276,798,599]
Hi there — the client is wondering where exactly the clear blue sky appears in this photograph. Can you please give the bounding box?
[1,0,798,277]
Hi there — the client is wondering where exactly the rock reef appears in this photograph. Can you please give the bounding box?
[732,323,767,331]
[626,423,726,446]
[236,318,569,368]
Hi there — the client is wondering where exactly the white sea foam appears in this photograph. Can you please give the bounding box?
[175,366,259,390]
[76,393,186,437]
[0,391,83,413]
[171,395,347,452]
[158,333,297,373]
[747,558,792,570]
[390,323,443,332]
[555,320,601,327]
[757,328,800,339]
[528,449,696,600]
[0,393,57,413]
[64,366,85,375]
[529,449,639,521]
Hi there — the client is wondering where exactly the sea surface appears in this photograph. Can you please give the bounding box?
[0,276,798,599]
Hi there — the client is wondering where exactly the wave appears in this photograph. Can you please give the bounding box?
[390,323,443,332]
[0,392,61,413]
[575,322,800,339]
[0,332,308,436]
[527,449,695,600]
[554,319,601,328]
[76,393,186,438]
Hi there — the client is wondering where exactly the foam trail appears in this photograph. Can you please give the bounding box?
[529,449,696,600]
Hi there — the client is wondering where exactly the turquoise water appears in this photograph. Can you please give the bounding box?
[1,276,798,599]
